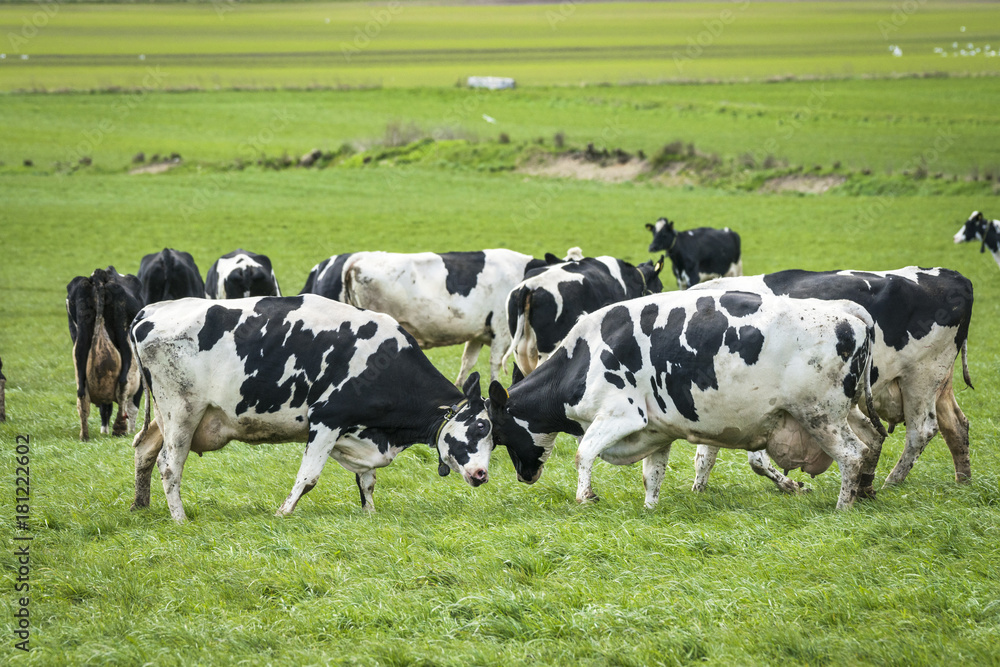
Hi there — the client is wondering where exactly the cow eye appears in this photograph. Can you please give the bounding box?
[476,419,489,434]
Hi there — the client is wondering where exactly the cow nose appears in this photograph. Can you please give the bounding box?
[469,468,488,486]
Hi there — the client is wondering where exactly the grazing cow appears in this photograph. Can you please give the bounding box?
[129,295,494,522]
[646,218,742,289]
[691,267,974,491]
[301,249,556,385]
[504,255,665,374]
[66,267,145,440]
[953,211,1000,269]
[487,290,886,510]
[137,248,206,304]
[206,249,281,299]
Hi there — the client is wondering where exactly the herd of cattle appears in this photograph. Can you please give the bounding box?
[56,210,994,522]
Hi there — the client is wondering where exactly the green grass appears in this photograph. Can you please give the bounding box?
[1,2,999,91]
[2,162,1000,664]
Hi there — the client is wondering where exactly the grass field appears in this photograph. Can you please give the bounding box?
[2,2,1000,665]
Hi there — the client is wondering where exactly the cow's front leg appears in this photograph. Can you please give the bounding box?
[575,416,643,504]
[642,446,672,509]
[691,445,718,492]
[456,340,484,387]
[747,450,807,494]
[355,470,376,512]
[278,424,341,516]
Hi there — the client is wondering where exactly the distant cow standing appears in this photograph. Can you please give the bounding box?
[206,249,281,299]
[137,248,206,304]
[301,249,556,385]
[953,210,1000,269]
[646,218,742,289]
[504,255,665,374]
[66,267,144,440]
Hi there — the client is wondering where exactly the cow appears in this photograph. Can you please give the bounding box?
[646,218,742,289]
[66,267,145,441]
[300,249,557,385]
[503,255,665,374]
[137,248,206,304]
[690,267,974,492]
[487,290,887,511]
[953,211,1000,269]
[128,295,495,522]
[206,249,281,299]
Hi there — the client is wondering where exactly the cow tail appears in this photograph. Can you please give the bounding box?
[130,331,153,445]
[503,288,535,374]
[961,338,973,390]
[861,326,887,439]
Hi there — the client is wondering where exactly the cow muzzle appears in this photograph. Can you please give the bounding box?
[464,467,489,487]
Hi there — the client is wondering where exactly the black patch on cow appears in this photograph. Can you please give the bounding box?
[198,305,243,351]
[508,337,590,435]
[640,303,658,337]
[601,306,642,374]
[648,298,729,422]
[762,269,973,353]
[719,291,762,318]
[132,319,155,344]
[300,253,355,301]
[870,365,879,386]
[440,251,486,297]
[604,372,626,390]
[357,321,378,340]
[601,350,620,371]
[835,320,856,360]
[724,325,765,365]
[842,340,868,399]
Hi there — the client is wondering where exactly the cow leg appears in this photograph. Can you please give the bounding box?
[935,378,971,483]
[487,330,510,383]
[747,450,808,494]
[77,393,91,441]
[456,340,484,387]
[642,447,672,509]
[691,445,718,492]
[883,385,939,487]
[157,418,197,523]
[277,424,342,516]
[355,469,377,512]
[574,416,644,504]
[808,423,867,511]
[848,406,885,499]
[132,418,164,511]
[100,403,114,435]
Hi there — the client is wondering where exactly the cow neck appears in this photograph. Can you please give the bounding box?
[982,222,999,254]
[636,267,651,296]
[506,375,583,437]
[434,399,468,445]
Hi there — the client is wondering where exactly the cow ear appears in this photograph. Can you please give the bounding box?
[488,380,508,411]
[645,223,655,232]
[654,255,665,273]
[511,363,525,385]
[462,372,482,400]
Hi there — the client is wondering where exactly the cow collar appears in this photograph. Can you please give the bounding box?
[637,267,653,296]
[434,398,469,445]
[667,234,678,252]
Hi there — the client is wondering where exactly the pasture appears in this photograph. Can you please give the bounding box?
[2,1,1000,664]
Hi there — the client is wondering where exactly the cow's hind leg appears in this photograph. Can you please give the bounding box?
[456,340,484,387]
[935,377,971,483]
[807,422,867,511]
[747,450,808,494]
[100,403,114,435]
[692,445,718,492]
[883,384,939,487]
[77,393,91,441]
[355,470,376,512]
[278,423,343,516]
[132,418,164,511]
[642,446,672,509]
[157,416,198,523]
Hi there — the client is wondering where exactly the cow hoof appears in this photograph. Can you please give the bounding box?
[576,492,600,504]
[129,502,148,512]
[858,486,877,500]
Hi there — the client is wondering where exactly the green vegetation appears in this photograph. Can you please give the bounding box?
[2,1,1000,664]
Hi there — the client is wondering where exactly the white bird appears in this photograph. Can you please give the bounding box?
[891,45,903,57]
[482,114,497,124]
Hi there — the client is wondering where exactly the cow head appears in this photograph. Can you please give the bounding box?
[954,211,986,244]
[435,372,494,487]
[636,256,666,295]
[486,368,555,484]
[646,218,676,253]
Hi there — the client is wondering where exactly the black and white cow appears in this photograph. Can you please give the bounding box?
[128,295,494,522]
[504,255,665,374]
[137,248,206,304]
[691,267,974,491]
[953,211,1000,269]
[487,290,886,510]
[66,266,145,440]
[646,218,742,289]
[206,249,281,299]
[300,249,555,385]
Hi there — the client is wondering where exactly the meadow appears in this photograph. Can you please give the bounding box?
[2,1,1000,665]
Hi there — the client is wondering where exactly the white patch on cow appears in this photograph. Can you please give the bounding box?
[653,219,667,233]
